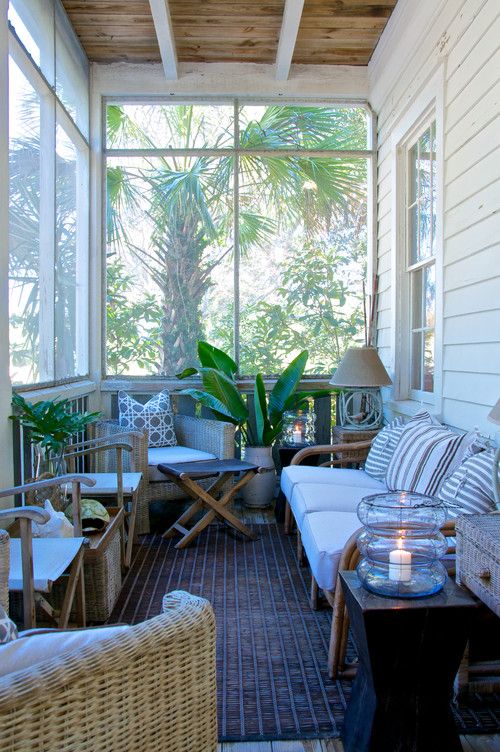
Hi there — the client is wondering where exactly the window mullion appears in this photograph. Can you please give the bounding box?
[233,99,240,370]
[38,90,56,382]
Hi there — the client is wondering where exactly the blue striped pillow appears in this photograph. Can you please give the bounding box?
[439,449,497,516]
[364,411,435,481]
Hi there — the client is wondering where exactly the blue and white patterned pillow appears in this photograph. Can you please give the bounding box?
[0,605,18,644]
[439,449,497,516]
[118,390,177,449]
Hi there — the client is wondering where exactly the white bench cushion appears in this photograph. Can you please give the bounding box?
[290,479,386,528]
[0,625,128,678]
[148,445,217,482]
[281,466,384,501]
[300,511,361,592]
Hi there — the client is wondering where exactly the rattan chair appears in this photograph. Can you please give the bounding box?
[92,414,235,535]
[0,568,217,752]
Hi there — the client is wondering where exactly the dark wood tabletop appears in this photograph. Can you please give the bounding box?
[157,458,260,479]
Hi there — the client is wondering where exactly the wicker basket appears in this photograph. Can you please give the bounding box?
[456,513,500,617]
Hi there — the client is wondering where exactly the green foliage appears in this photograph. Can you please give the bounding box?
[177,341,334,446]
[106,260,162,374]
[106,103,368,376]
[10,393,100,455]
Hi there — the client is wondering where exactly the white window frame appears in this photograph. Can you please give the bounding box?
[8,14,90,388]
[389,66,444,416]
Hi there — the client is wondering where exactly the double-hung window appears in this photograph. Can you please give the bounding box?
[406,120,437,398]
[8,0,90,386]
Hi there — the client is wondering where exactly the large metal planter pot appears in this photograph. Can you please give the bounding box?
[241,446,276,508]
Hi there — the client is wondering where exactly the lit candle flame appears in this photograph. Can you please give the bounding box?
[397,537,404,550]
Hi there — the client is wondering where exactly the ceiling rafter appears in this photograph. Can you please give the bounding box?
[148,0,178,79]
[275,0,305,81]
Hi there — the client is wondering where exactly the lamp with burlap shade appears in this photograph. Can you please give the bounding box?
[330,347,392,429]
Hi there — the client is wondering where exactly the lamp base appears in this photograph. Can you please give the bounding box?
[337,389,383,430]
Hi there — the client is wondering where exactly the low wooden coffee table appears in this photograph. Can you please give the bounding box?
[157,459,264,548]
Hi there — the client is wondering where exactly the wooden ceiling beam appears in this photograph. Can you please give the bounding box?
[148,0,178,79]
[275,0,305,81]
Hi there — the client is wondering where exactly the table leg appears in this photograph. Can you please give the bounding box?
[342,584,474,752]
[162,474,230,539]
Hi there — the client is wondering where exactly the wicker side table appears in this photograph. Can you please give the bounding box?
[456,513,500,617]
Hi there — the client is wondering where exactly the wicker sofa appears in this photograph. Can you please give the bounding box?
[0,528,217,752]
[92,414,235,535]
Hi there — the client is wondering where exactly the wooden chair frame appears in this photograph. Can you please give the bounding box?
[65,438,139,567]
[0,475,95,629]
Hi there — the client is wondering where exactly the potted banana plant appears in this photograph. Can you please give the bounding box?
[177,342,333,507]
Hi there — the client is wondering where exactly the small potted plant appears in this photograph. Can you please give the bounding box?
[10,393,100,477]
[177,342,333,507]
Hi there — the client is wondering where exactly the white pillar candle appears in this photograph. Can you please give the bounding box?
[292,428,302,444]
[389,538,412,582]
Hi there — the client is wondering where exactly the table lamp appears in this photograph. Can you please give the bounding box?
[487,398,500,508]
[330,346,392,430]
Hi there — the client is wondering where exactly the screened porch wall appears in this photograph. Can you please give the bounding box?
[370,0,500,436]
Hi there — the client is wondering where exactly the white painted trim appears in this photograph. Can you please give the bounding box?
[91,61,369,100]
[148,0,178,80]
[275,0,305,81]
[389,64,445,414]
[17,379,97,403]
[0,0,13,492]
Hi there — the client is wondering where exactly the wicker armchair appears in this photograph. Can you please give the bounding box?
[92,414,235,535]
[0,524,217,752]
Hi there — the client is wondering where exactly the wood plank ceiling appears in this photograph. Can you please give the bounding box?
[62,0,398,72]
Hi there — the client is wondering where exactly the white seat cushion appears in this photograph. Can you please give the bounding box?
[290,480,386,528]
[148,446,217,482]
[300,511,361,592]
[281,465,384,501]
[9,537,86,593]
[79,472,143,495]
[0,625,128,677]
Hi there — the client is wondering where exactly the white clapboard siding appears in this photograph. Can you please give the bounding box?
[369,0,500,435]
[444,310,500,345]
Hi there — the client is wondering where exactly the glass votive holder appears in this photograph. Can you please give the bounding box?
[281,409,316,446]
[356,491,449,598]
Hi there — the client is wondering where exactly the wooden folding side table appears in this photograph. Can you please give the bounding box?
[157,459,263,548]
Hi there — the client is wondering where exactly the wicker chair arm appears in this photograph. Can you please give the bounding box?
[64,442,133,461]
[0,591,217,752]
[0,530,8,613]
[291,440,373,467]
[174,414,235,459]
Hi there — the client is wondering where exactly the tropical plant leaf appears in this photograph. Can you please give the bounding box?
[198,341,238,378]
[177,389,241,425]
[253,373,274,446]
[268,350,308,427]
[199,368,248,423]
[176,367,199,380]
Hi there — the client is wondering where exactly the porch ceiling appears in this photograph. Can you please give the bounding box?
[61,0,397,68]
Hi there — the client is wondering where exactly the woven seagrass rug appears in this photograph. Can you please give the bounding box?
[108,523,500,742]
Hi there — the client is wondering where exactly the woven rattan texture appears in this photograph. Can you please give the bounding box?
[111,524,500,741]
[0,591,217,752]
[0,531,9,614]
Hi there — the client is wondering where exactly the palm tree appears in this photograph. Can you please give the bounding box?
[106,104,367,375]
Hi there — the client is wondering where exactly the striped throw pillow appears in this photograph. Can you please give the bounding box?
[439,449,497,516]
[364,411,436,481]
[385,423,473,496]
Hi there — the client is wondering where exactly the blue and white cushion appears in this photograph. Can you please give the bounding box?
[439,449,497,516]
[364,411,435,481]
[385,422,474,496]
[0,606,18,644]
[118,390,177,448]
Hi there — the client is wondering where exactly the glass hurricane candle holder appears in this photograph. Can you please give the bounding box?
[281,409,316,446]
[356,491,448,598]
